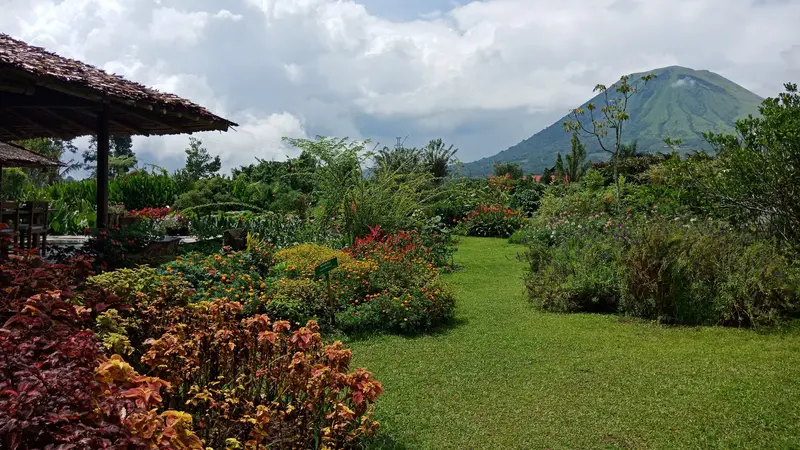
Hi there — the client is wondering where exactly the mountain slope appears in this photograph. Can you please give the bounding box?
[461,66,763,176]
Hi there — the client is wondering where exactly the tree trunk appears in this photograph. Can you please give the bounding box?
[613,155,621,212]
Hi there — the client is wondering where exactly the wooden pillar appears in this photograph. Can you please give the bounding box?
[96,103,109,228]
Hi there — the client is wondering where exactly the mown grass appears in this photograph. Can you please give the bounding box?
[348,237,800,449]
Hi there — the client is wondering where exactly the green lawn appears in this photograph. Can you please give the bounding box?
[348,237,800,449]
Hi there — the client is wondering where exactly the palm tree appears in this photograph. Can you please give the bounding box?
[423,138,458,182]
[373,145,422,174]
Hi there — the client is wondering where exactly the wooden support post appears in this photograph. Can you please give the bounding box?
[96,103,110,228]
[326,272,335,326]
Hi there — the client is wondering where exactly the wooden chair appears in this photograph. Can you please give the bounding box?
[0,201,20,257]
[19,201,49,254]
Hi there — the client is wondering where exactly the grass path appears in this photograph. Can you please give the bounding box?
[349,237,800,449]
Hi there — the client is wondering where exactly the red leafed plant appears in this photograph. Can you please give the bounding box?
[0,290,202,450]
[0,253,95,323]
[129,207,171,220]
[140,299,383,449]
[1,250,384,449]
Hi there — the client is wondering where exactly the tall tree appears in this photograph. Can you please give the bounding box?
[554,153,566,183]
[704,82,800,245]
[423,138,458,183]
[184,137,221,180]
[565,131,589,182]
[83,135,137,177]
[493,162,524,180]
[539,167,554,185]
[373,145,421,175]
[564,73,656,205]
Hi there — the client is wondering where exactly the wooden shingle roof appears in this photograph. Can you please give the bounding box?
[0,141,63,168]
[0,33,237,141]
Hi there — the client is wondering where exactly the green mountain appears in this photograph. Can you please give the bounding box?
[461,66,764,176]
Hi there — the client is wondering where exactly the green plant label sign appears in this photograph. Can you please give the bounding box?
[314,257,339,277]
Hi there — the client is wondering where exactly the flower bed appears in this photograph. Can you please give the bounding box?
[0,253,383,449]
[460,203,525,238]
[159,231,456,334]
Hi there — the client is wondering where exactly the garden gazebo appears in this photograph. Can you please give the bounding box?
[0,33,237,227]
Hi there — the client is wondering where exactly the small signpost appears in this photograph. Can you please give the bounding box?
[314,257,339,325]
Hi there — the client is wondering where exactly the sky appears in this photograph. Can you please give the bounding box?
[1,0,798,174]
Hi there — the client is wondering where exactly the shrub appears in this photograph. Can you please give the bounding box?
[266,278,326,326]
[274,243,379,322]
[85,221,164,271]
[461,203,525,238]
[111,169,180,210]
[508,227,531,245]
[338,278,456,333]
[141,300,383,449]
[162,251,270,314]
[617,222,691,323]
[351,226,442,269]
[618,222,800,326]
[189,210,342,248]
[525,232,621,313]
[419,216,459,269]
[0,250,383,449]
[350,228,439,292]
[511,182,546,216]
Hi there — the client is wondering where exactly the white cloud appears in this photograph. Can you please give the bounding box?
[136,111,307,172]
[2,0,799,166]
[149,7,243,45]
[671,78,697,88]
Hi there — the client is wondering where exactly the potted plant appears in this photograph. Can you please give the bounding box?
[162,212,189,236]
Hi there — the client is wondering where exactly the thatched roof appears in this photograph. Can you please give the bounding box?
[0,33,237,141]
[0,141,63,168]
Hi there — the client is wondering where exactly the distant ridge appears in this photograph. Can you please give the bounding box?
[461,66,763,176]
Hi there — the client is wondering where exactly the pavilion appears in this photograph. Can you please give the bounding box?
[0,33,237,227]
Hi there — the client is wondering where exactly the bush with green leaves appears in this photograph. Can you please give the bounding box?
[110,169,180,210]
[265,278,327,326]
[84,267,194,359]
[172,176,238,210]
[188,210,344,248]
[524,216,800,327]
[433,178,490,227]
[703,83,800,246]
[525,230,621,313]
[418,215,459,270]
[511,182,546,216]
[618,221,800,327]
